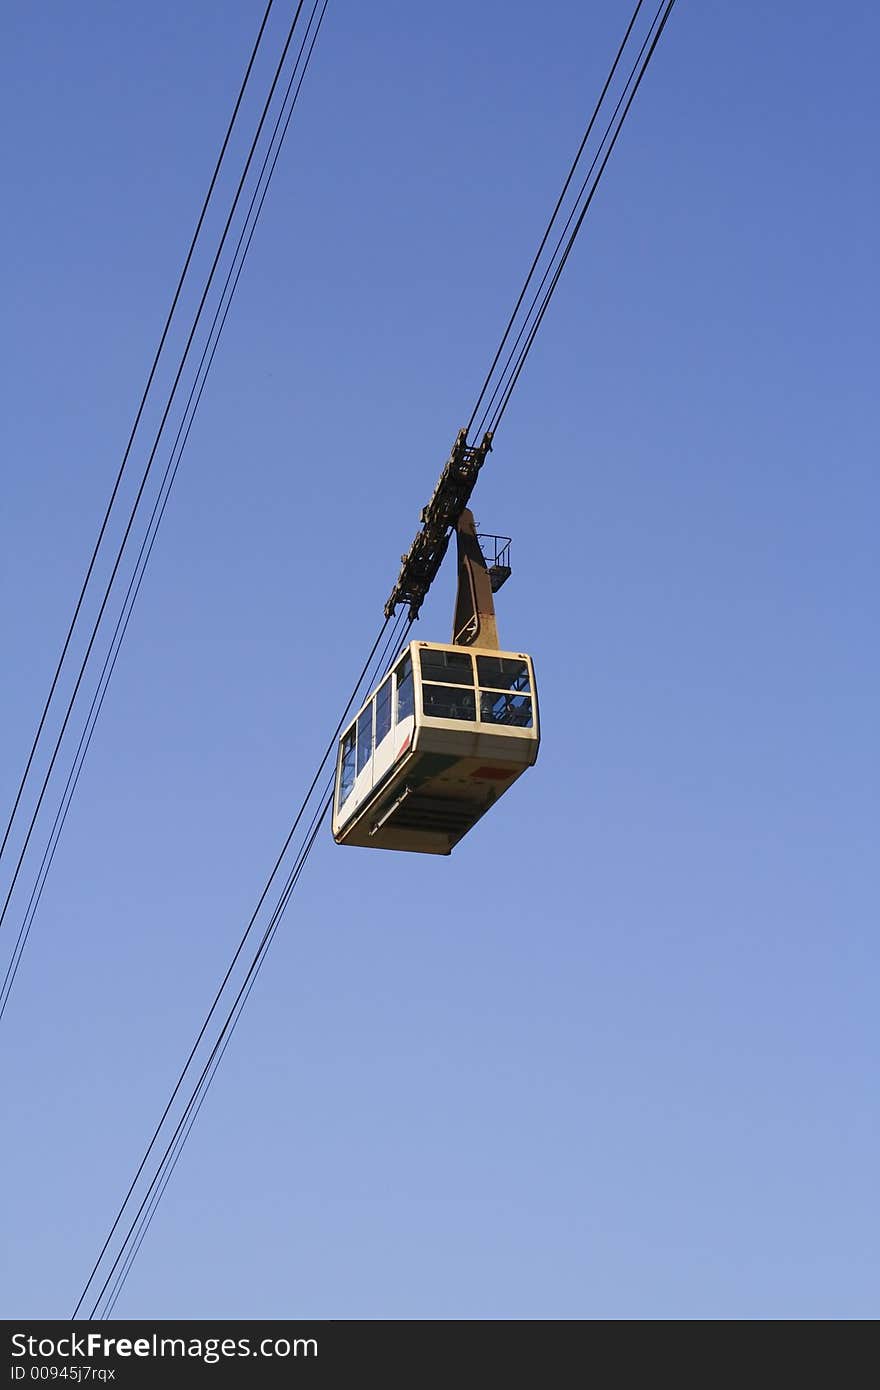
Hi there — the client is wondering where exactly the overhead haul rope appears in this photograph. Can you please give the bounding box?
[73,609,413,1318]
[385,0,676,628]
[465,0,647,439]
[101,610,410,1320]
[101,780,333,1319]
[0,0,331,1025]
[466,0,675,444]
[0,0,312,958]
[0,2,311,958]
[100,784,334,1320]
[80,610,411,1318]
[484,0,677,437]
[0,0,276,875]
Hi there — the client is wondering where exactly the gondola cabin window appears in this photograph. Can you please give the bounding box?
[375,675,392,747]
[420,647,477,721]
[356,704,372,774]
[419,649,473,684]
[339,728,356,805]
[476,655,533,727]
[396,654,414,722]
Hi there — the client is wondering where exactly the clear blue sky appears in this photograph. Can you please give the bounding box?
[1,0,877,1319]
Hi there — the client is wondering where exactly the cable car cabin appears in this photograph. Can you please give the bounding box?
[332,641,539,855]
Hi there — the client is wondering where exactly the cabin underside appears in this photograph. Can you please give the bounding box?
[333,747,530,854]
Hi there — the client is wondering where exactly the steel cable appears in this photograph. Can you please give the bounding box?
[465,0,647,438]
[0,1,276,872]
[73,609,411,1318]
[0,2,311,953]
[487,0,677,436]
[89,610,412,1316]
[0,0,330,1024]
[465,0,675,443]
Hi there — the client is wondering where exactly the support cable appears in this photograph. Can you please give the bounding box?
[465,0,646,438]
[72,610,409,1319]
[90,613,410,1317]
[99,788,333,1319]
[386,1,676,627]
[0,0,276,872]
[487,0,676,437]
[0,0,330,1024]
[465,0,675,445]
[0,2,310,950]
[473,0,668,439]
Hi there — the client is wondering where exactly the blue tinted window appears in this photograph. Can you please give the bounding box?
[476,656,530,693]
[396,655,414,722]
[375,677,392,747]
[420,648,474,686]
[339,727,356,804]
[479,691,532,727]
[356,705,372,774]
[423,685,476,721]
